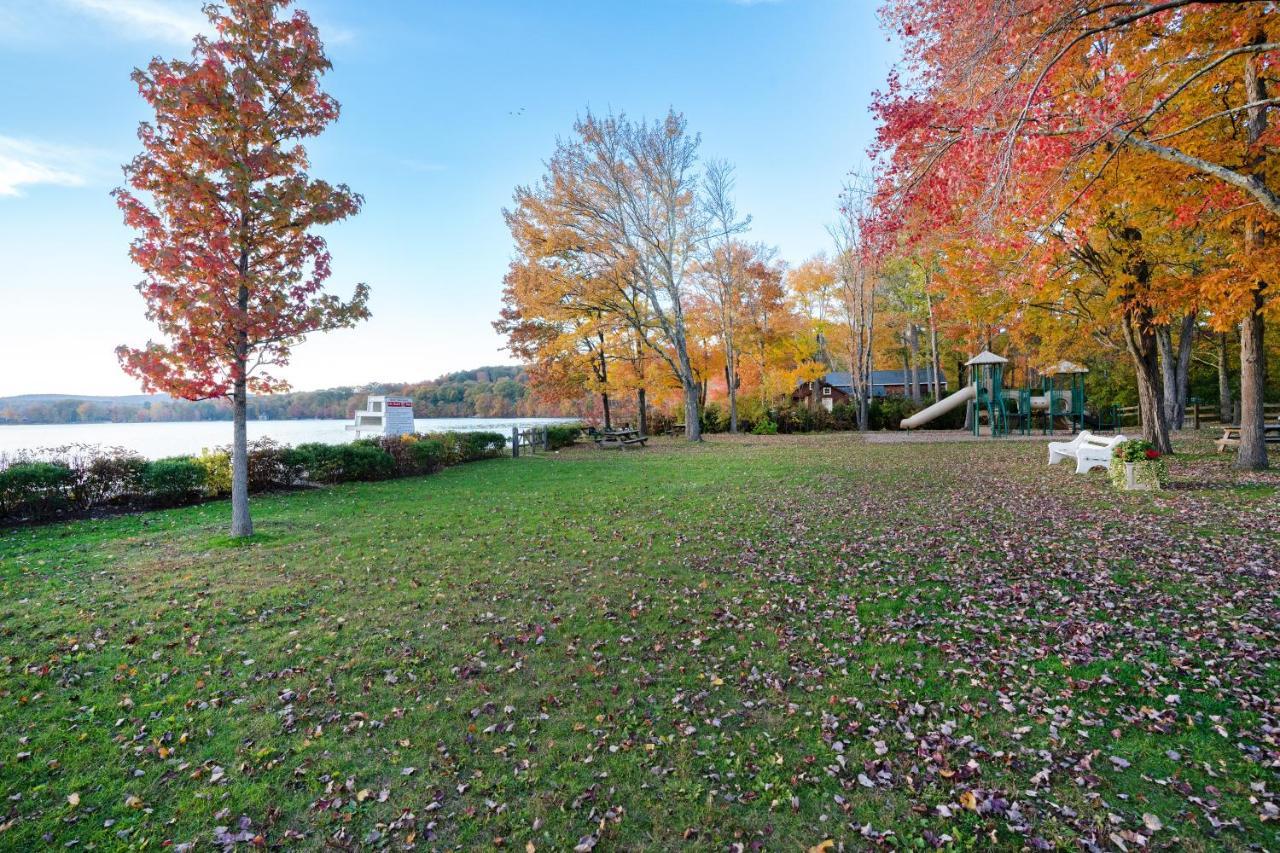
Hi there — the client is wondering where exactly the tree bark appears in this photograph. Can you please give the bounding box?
[1156,314,1195,430]
[230,243,253,538]
[637,387,647,436]
[1175,313,1195,429]
[907,324,921,403]
[1238,288,1268,469]
[926,292,942,400]
[1217,331,1234,424]
[231,369,252,538]
[1237,38,1269,469]
[1117,227,1173,454]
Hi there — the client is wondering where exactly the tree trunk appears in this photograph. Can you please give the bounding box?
[682,378,702,441]
[907,324,921,404]
[637,387,647,436]
[231,368,252,538]
[926,291,942,400]
[725,352,739,433]
[1117,226,1172,454]
[231,248,253,539]
[1175,314,1194,428]
[1238,289,1268,469]
[601,392,612,430]
[1158,314,1196,430]
[1217,331,1234,424]
[1237,31,1269,469]
[1156,325,1177,428]
[1123,309,1173,454]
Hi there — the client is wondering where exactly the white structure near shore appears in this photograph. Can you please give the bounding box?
[347,395,415,437]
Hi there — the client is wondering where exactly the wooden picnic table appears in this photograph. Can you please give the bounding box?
[593,427,648,449]
[1216,423,1280,453]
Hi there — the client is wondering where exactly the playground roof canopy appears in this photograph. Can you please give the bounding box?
[1043,360,1089,375]
[965,350,1009,366]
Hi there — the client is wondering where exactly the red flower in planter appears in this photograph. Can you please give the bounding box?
[1144,448,1160,460]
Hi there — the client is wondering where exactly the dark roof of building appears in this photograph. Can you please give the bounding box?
[816,370,947,390]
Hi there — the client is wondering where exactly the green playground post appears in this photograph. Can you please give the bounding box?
[1042,360,1089,435]
[966,351,1010,437]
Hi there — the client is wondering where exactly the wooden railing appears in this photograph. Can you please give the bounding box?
[510,426,549,458]
[1108,401,1280,430]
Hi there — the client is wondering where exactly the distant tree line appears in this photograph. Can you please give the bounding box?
[0,367,585,425]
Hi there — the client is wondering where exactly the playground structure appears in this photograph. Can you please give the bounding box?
[899,351,1089,436]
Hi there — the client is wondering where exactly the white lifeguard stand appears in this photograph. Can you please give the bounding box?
[347,395,415,437]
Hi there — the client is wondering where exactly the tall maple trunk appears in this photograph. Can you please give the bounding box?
[907,324,921,404]
[1175,314,1195,428]
[1237,39,1269,470]
[1217,332,1234,424]
[596,332,611,430]
[1156,314,1194,430]
[1238,287,1267,469]
[926,292,942,400]
[637,387,647,436]
[231,257,252,538]
[671,327,701,442]
[1123,310,1173,454]
[1118,227,1172,454]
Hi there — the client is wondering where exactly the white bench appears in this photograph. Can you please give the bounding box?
[1047,430,1127,474]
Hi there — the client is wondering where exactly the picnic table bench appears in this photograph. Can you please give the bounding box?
[1215,424,1280,453]
[592,427,648,449]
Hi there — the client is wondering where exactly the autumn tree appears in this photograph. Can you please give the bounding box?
[875,0,1278,465]
[502,111,718,441]
[697,160,752,432]
[830,180,880,431]
[116,0,369,537]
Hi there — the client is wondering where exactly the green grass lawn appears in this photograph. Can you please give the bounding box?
[1,434,1277,850]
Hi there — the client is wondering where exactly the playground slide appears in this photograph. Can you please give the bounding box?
[899,385,976,430]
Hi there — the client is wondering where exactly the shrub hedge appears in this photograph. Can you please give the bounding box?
[0,430,509,525]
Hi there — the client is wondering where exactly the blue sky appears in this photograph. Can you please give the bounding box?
[0,0,894,396]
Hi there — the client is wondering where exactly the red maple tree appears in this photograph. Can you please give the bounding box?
[116,0,369,536]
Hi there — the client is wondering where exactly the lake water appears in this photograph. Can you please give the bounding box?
[0,418,578,459]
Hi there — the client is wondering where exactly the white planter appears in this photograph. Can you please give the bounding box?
[1123,461,1154,491]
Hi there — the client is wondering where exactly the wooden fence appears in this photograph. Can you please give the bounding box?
[510,426,549,458]
[1111,401,1280,430]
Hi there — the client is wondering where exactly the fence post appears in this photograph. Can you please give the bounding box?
[511,426,519,458]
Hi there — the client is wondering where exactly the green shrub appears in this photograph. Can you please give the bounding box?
[340,444,396,481]
[700,403,727,434]
[196,449,232,497]
[79,450,148,507]
[462,431,506,460]
[247,439,301,491]
[286,442,394,483]
[0,462,75,519]
[142,457,206,507]
[409,438,446,472]
[545,424,582,450]
[750,419,779,435]
[871,396,920,431]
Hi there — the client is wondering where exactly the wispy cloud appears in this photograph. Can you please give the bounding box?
[0,136,93,198]
[61,0,206,43]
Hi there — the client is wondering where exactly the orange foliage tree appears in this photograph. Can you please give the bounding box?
[115,0,369,536]
[873,0,1277,463]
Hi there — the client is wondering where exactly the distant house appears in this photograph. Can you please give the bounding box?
[791,370,948,411]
